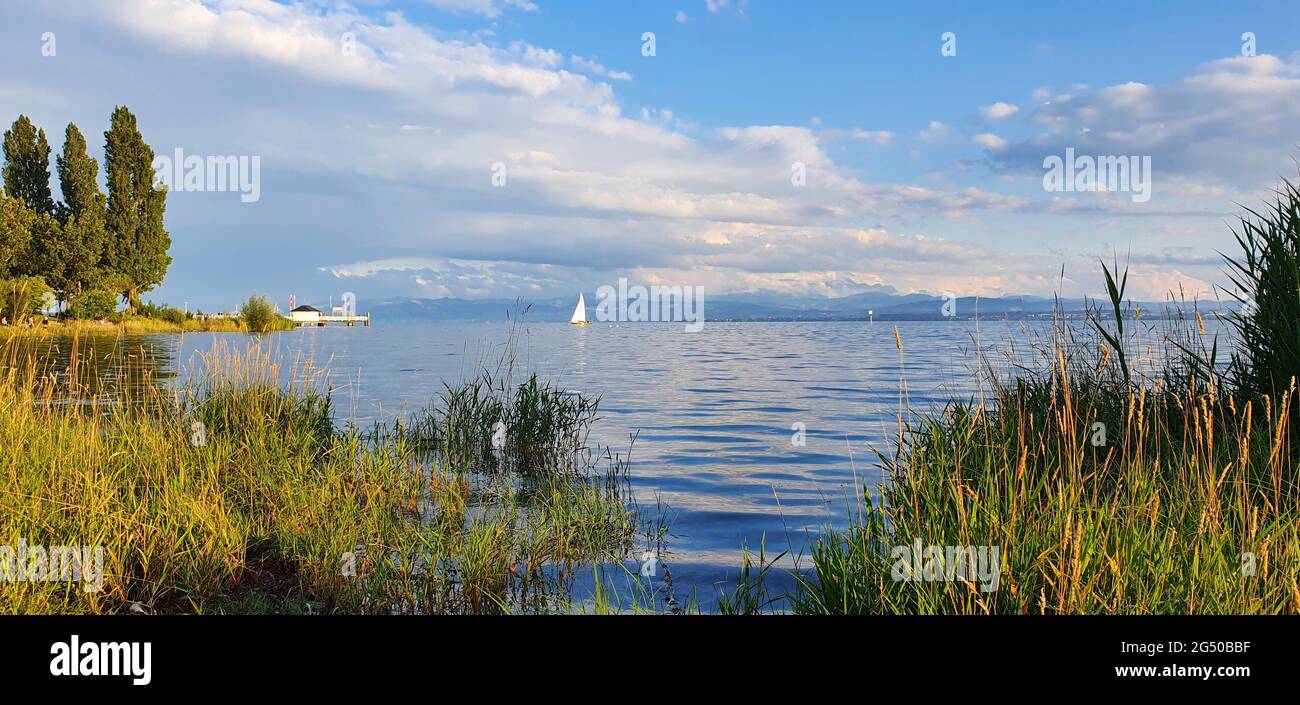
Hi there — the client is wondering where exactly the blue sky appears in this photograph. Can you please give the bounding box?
[3,0,1300,310]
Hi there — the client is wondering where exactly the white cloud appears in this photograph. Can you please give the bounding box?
[1108,268,1214,301]
[918,120,948,142]
[676,10,689,23]
[973,133,1009,150]
[978,102,1020,120]
[999,54,1300,191]
[570,55,632,81]
[511,42,563,68]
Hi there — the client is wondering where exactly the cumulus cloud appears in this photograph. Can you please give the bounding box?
[995,55,1300,192]
[974,133,1009,150]
[978,102,1020,120]
[918,120,948,142]
[570,55,632,81]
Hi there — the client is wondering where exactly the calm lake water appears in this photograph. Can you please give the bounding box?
[24,317,1227,609]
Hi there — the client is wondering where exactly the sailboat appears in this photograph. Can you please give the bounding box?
[569,293,591,326]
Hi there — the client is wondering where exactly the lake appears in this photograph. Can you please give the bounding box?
[21,316,1224,609]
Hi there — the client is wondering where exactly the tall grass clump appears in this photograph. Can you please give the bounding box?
[1223,176,1300,404]
[389,372,598,479]
[733,172,1300,615]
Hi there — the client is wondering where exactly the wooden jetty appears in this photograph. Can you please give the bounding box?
[288,304,371,327]
[319,313,370,327]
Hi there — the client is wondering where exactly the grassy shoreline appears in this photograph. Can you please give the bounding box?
[0,337,654,614]
[1,316,290,337]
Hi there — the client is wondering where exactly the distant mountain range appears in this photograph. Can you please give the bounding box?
[366,287,1237,323]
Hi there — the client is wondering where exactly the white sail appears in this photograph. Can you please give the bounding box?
[570,293,588,324]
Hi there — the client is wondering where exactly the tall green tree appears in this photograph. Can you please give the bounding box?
[54,123,109,301]
[0,191,55,322]
[57,123,105,221]
[27,211,63,288]
[104,106,170,311]
[0,191,35,278]
[2,115,55,216]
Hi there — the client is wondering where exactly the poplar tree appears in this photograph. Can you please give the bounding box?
[0,192,35,278]
[2,115,55,216]
[104,106,170,311]
[0,191,55,321]
[54,122,108,299]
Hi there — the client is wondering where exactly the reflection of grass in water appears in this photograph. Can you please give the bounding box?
[0,330,178,405]
[0,332,662,614]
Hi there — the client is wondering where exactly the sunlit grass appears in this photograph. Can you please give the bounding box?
[733,299,1299,614]
[784,356,1300,614]
[717,173,1300,616]
[1,317,252,337]
[0,336,648,614]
